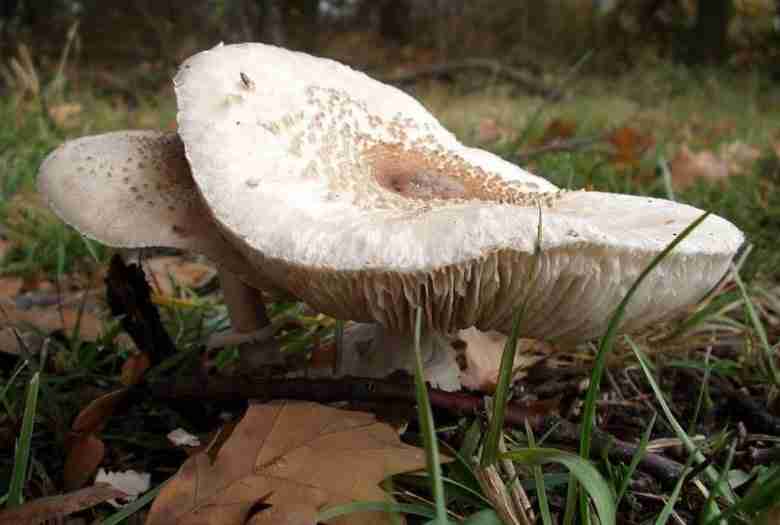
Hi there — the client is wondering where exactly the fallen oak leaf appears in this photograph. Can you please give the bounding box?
[607,125,655,168]
[146,400,431,525]
[455,328,552,393]
[0,483,126,525]
[670,145,730,190]
[63,433,105,491]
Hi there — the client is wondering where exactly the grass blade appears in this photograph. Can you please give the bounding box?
[579,211,710,461]
[525,420,553,525]
[411,306,448,524]
[658,157,676,202]
[0,359,29,417]
[483,203,541,467]
[502,448,616,525]
[7,369,41,506]
[704,466,780,525]
[654,454,698,525]
[616,412,656,506]
[628,337,733,505]
[99,483,163,525]
[481,305,524,467]
[732,265,780,386]
[462,508,503,524]
[573,211,711,522]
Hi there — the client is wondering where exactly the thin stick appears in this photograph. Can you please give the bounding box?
[146,375,684,486]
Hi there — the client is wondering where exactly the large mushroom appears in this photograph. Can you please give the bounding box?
[39,43,744,391]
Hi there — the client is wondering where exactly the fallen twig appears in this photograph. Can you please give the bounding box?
[748,446,780,466]
[516,134,606,162]
[146,375,684,486]
[678,368,780,435]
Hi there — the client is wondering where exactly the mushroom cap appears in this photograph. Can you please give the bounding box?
[37,130,274,291]
[172,43,743,340]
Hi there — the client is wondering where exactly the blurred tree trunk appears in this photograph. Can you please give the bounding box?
[379,0,412,45]
[691,0,732,62]
[262,0,286,46]
[285,0,319,51]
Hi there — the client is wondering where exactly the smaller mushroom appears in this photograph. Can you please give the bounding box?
[37,131,280,352]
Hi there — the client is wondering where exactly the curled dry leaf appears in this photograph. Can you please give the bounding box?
[0,483,126,525]
[456,328,552,392]
[670,145,730,189]
[64,433,106,491]
[146,401,429,525]
[71,388,130,435]
[143,256,217,297]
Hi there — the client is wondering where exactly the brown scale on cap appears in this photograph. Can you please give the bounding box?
[255,84,565,210]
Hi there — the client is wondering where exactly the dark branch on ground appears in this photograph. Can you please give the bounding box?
[146,375,684,486]
[516,134,607,162]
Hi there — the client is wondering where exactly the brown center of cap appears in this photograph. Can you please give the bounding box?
[365,142,553,206]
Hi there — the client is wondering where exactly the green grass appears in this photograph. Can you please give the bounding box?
[1,61,779,523]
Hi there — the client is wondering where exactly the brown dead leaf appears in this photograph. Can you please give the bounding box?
[719,141,761,175]
[64,434,106,491]
[537,118,577,145]
[0,300,104,355]
[0,239,15,260]
[0,277,23,298]
[456,328,552,392]
[476,118,516,144]
[120,352,151,386]
[670,145,730,189]
[0,483,125,525]
[146,401,429,525]
[71,388,130,435]
[608,126,655,168]
[48,102,82,128]
[143,256,217,297]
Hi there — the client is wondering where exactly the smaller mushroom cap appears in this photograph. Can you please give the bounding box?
[174,43,744,341]
[37,130,271,290]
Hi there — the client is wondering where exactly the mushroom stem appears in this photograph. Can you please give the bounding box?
[220,268,269,331]
[338,323,462,391]
[218,268,283,369]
